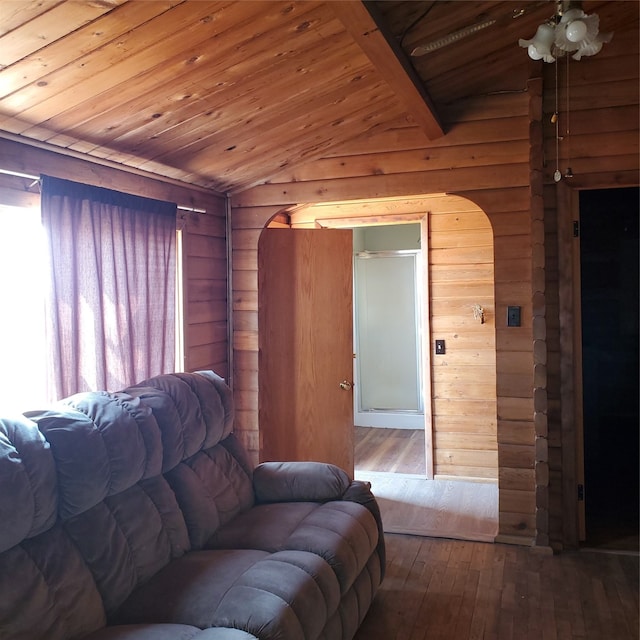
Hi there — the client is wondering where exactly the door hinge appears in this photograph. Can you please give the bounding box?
[573,220,580,237]
[577,484,584,501]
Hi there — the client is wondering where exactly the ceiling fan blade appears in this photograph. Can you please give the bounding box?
[411,18,497,56]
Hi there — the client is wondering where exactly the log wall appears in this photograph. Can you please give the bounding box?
[0,137,229,380]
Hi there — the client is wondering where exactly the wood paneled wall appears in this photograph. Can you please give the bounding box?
[429,207,497,480]
[182,209,229,378]
[541,26,639,550]
[231,89,541,544]
[0,137,229,382]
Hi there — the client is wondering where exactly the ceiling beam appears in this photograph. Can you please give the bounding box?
[330,1,445,141]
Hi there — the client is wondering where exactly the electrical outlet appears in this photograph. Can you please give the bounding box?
[435,339,446,355]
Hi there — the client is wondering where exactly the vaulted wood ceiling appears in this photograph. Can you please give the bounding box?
[0,1,635,193]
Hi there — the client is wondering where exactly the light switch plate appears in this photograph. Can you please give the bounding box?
[507,306,521,327]
[435,339,446,354]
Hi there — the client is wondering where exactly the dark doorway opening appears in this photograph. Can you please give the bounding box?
[580,187,639,552]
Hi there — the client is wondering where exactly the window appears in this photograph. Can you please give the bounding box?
[0,204,48,413]
[0,194,184,415]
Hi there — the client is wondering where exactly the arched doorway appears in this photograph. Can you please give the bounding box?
[256,193,499,539]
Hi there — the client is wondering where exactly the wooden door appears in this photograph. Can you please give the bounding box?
[258,228,354,474]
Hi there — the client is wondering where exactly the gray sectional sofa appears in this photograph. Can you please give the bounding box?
[0,371,385,640]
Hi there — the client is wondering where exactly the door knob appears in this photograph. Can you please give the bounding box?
[339,380,352,391]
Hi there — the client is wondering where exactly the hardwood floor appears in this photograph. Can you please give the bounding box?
[355,426,425,475]
[355,533,640,640]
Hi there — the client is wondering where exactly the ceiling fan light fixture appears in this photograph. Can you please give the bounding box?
[519,21,557,62]
[518,1,612,63]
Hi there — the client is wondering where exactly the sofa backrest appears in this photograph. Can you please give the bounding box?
[125,371,236,472]
[29,388,193,615]
[0,415,106,640]
[126,371,255,550]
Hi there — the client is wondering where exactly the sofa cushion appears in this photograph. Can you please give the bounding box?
[84,625,204,640]
[28,391,163,519]
[0,525,106,640]
[126,371,234,471]
[85,624,258,640]
[65,475,191,614]
[208,502,318,548]
[166,439,254,549]
[316,553,382,640]
[0,415,57,552]
[27,390,192,615]
[208,501,379,595]
[114,549,341,640]
[0,415,106,640]
[173,371,234,447]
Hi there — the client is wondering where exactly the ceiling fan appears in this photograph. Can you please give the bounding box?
[409,2,543,57]
[410,1,611,60]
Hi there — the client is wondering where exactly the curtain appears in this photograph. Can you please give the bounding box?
[41,175,177,400]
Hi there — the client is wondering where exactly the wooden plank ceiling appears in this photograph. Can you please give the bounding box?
[0,1,634,193]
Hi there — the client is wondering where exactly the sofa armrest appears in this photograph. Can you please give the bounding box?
[253,461,351,504]
[342,480,386,581]
[198,628,259,640]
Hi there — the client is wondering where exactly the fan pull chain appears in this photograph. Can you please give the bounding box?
[564,54,573,178]
[553,57,562,182]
